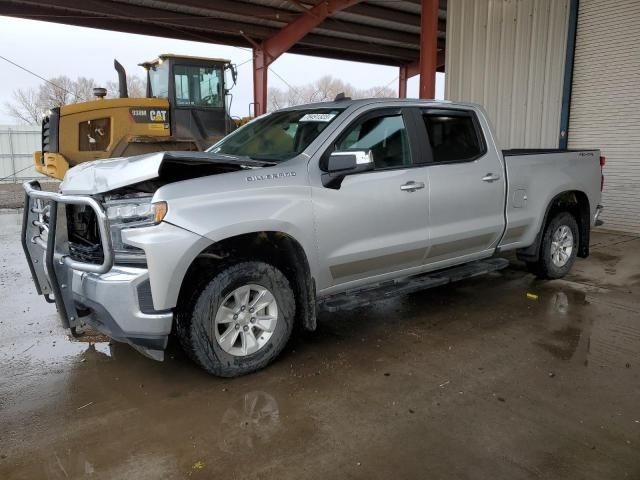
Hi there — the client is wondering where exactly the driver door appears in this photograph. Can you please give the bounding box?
[311,108,431,293]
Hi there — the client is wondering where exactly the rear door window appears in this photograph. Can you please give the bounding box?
[422,111,485,162]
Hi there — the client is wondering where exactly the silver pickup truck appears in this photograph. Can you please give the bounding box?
[22,98,604,376]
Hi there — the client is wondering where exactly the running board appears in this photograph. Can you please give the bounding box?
[319,258,510,313]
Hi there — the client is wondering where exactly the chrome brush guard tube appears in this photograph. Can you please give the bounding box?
[21,180,114,328]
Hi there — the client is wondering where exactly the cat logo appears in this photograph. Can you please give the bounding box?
[149,110,167,122]
[129,107,170,124]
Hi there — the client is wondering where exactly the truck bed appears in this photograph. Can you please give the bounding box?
[502,148,591,156]
[498,149,601,251]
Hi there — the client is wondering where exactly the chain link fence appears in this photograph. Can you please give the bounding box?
[0,125,58,208]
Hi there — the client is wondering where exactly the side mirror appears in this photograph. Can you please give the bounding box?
[321,150,374,189]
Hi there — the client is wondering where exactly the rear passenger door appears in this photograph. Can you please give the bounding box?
[418,108,505,265]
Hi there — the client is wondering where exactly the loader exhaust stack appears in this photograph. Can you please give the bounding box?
[114,59,128,98]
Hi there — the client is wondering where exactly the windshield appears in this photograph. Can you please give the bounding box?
[208,108,343,161]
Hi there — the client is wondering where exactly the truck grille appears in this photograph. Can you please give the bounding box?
[68,242,104,264]
[42,107,60,153]
[66,205,104,264]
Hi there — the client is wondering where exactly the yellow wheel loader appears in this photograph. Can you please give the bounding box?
[35,54,238,180]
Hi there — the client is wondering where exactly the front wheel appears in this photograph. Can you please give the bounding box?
[176,261,295,377]
[530,211,579,279]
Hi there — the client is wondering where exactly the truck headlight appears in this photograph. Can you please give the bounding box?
[105,198,168,264]
[106,199,167,224]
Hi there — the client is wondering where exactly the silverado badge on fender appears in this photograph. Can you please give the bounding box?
[246,171,297,182]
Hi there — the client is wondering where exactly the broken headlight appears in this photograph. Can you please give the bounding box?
[105,197,167,264]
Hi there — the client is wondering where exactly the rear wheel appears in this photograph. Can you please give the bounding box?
[530,211,579,279]
[176,261,295,377]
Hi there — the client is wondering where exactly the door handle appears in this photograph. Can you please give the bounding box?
[400,181,425,192]
[482,173,501,182]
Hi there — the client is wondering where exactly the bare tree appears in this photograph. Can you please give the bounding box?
[267,87,286,112]
[358,85,396,98]
[71,77,98,102]
[37,76,76,109]
[128,75,146,98]
[4,88,42,125]
[106,75,146,98]
[266,75,396,112]
[4,74,147,125]
[4,75,100,125]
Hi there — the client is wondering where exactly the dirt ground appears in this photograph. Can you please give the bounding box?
[0,209,638,480]
[0,182,59,209]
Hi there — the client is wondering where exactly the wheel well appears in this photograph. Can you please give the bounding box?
[517,190,591,262]
[178,232,317,331]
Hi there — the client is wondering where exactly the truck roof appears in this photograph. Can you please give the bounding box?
[276,97,470,112]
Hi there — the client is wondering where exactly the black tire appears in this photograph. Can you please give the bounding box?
[532,211,579,280]
[175,261,295,377]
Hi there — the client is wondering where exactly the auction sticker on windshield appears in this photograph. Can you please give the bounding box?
[300,113,337,122]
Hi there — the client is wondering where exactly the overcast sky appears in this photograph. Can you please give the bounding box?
[0,16,444,124]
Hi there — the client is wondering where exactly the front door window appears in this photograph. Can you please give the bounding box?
[337,114,411,169]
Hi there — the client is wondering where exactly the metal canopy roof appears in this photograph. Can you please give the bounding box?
[0,0,447,68]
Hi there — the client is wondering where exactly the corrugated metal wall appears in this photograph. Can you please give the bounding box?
[445,0,571,149]
[0,125,42,183]
[568,0,640,234]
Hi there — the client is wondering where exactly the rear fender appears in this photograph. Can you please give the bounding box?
[516,191,590,262]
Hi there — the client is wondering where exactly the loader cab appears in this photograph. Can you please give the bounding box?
[140,54,237,147]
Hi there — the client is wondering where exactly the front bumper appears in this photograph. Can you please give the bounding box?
[21,180,172,360]
[72,267,172,359]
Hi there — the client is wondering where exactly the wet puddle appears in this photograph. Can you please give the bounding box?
[527,282,640,369]
[16,333,113,363]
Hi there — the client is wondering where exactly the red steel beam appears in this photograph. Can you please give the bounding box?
[398,50,444,98]
[419,0,439,99]
[408,51,444,77]
[398,65,408,98]
[253,47,268,118]
[252,0,363,116]
[406,61,421,79]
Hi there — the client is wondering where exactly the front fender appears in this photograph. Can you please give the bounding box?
[154,169,319,281]
[122,222,211,310]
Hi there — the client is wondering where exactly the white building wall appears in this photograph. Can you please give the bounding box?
[568,0,640,234]
[445,0,571,149]
[0,125,43,183]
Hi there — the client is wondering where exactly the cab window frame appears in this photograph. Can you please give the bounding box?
[320,107,423,172]
[167,58,226,111]
[415,108,488,165]
[172,63,225,109]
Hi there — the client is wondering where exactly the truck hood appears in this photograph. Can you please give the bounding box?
[60,151,272,195]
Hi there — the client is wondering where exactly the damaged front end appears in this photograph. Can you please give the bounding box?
[21,151,264,360]
[60,150,270,195]
[22,180,172,360]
